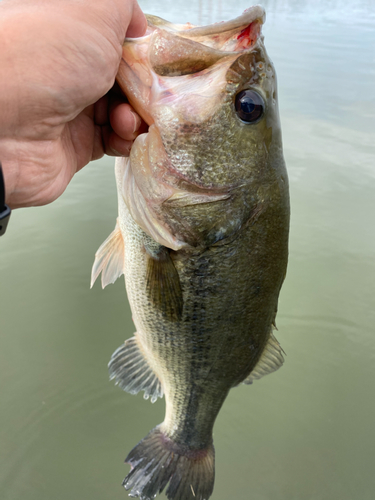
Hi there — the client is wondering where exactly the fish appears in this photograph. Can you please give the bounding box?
[91,6,289,500]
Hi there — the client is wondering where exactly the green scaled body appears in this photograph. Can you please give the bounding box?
[92,6,289,500]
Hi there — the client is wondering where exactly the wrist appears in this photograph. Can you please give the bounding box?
[0,15,19,205]
[0,147,21,209]
[0,139,57,209]
[0,11,21,134]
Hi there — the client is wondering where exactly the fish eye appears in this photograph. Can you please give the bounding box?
[235,89,264,123]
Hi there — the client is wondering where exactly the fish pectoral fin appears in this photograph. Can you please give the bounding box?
[145,243,183,322]
[164,190,230,207]
[90,218,125,289]
[108,336,163,403]
[243,331,285,385]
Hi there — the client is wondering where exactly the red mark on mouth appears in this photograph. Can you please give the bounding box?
[236,21,261,50]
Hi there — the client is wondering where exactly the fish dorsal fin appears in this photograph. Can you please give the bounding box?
[90,219,125,289]
[108,337,163,403]
[145,243,183,322]
[243,332,285,385]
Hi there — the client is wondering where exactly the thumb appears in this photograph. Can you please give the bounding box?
[125,1,147,38]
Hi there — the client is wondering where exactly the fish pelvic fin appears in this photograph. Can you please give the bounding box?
[243,331,285,385]
[123,426,215,500]
[108,337,163,403]
[90,218,125,289]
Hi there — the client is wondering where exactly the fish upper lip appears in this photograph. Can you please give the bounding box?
[125,6,265,51]
[171,6,265,39]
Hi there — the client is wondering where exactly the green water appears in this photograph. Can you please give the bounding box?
[1,1,374,499]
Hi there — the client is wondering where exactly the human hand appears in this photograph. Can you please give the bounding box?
[0,0,147,209]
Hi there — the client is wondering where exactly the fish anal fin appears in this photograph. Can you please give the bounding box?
[108,337,163,403]
[145,245,183,322]
[91,218,125,289]
[243,331,285,385]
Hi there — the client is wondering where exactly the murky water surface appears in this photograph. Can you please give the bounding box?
[1,1,375,499]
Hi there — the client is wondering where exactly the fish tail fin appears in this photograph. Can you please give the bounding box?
[123,425,215,500]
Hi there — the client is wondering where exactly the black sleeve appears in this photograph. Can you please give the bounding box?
[0,163,11,236]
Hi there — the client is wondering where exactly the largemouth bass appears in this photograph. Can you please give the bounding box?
[91,6,289,500]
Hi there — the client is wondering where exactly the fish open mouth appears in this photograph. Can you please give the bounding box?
[116,7,265,126]
[114,7,271,251]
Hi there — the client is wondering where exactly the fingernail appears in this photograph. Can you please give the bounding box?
[131,111,141,133]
